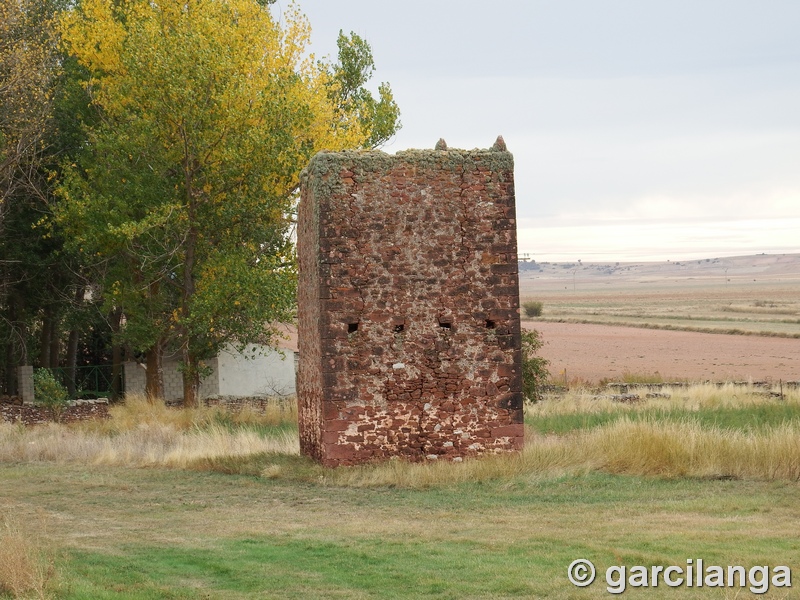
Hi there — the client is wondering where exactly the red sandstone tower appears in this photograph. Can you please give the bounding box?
[297,139,523,466]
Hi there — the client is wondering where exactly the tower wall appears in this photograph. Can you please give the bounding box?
[297,143,523,466]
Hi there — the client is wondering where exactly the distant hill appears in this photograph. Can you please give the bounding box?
[519,253,800,284]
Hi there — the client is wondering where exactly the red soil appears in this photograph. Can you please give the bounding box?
[529,322,800,384]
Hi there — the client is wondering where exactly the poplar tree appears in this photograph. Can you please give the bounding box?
[56,0,399,405]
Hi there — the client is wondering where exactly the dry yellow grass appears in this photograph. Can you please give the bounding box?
[322,418,800,488]
[3,389,800,488]
[0,395,299,469]
[89,393,297,433]
[0,422,299,468]
[323,384,800,488]
[576,417,800,479]
[0,515,56,599]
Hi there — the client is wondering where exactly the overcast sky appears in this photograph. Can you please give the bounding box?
[289,0,800,261]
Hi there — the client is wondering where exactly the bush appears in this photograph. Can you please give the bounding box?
[521,329,550,403]
[522,300,543,318]
[33,369,70,422]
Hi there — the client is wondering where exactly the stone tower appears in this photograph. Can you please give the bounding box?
[297,139,523,466]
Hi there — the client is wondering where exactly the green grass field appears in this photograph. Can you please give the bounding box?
[3,464,800,599]
[3,392,800,598]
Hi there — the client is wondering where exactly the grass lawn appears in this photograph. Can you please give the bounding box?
[3,463,800,599]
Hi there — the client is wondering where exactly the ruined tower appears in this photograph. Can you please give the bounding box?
[297,139,523,466]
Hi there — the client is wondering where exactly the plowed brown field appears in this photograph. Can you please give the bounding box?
[530,321,799,384]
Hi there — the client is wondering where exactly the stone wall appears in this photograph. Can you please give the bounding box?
[297,139,523,467]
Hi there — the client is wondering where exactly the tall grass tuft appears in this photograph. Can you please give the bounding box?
[0,515,56,599]
[0,421,299,468]
[87,393,298,434]
[577,418,800,480]
[0,395,299,469]
[320,419,800,488]
[619,371,666,384]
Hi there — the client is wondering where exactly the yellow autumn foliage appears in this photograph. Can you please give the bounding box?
[59,0,366,198]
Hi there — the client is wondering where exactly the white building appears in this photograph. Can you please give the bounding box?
[123,325,298,401]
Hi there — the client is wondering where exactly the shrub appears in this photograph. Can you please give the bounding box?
[32,369,70,422]
[521,329,550,403]
[522,300,543,318]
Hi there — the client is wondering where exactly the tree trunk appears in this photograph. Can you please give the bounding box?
[181,348,200,408]
[145,338,165,402]
[49,314,60,369]
[14,294,28,366]
[4,340,16,396]
[65,284,86,396]
[65,329,79,396]
[180,148,199,407]
[3,295,17,395]
[39,308,52,367]
[111,344,123,402]
[5,293,27,395]
[109,307,123,402]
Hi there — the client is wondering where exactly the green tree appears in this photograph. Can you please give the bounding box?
[0,0,60,224]
[328,31,401,149]
[32,367,69,421]
[521,329,550,403]
[56,0,400,406]
[0,0,94,396]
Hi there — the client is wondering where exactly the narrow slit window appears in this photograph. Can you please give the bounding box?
[439,322,452,330]
[485,320,496,329]
[348,322,359,333]
[393,324,405,333]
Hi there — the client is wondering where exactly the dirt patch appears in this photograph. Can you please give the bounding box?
[528,321,800,384]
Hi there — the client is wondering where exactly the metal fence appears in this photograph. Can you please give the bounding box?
[49,365,123,399]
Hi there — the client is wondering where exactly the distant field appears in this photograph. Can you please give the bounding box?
[520,253,800,338]
[527,289,800,337]
[528,321,800,384]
